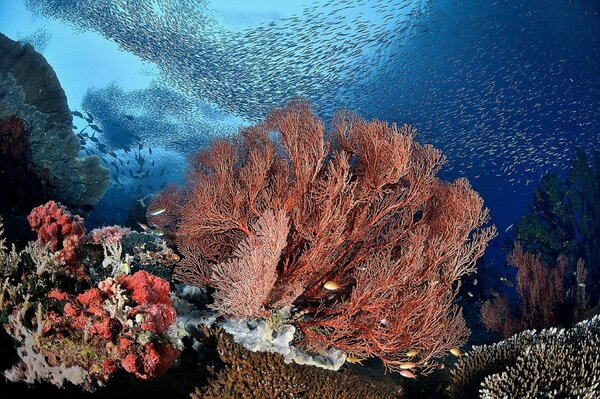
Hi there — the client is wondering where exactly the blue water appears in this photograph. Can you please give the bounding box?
[1,0,598,271]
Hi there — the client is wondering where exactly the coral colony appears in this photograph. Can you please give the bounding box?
[1,30,600,399]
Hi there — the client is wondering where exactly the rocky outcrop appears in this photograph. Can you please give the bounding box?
[0,33,109,215]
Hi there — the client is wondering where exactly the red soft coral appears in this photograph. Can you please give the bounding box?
[117,270,172,306]
[28,200,86,277]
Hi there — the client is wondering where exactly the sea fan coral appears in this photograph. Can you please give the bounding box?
[156,100,496,374]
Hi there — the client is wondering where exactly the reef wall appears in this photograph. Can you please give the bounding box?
[0,32,109,216]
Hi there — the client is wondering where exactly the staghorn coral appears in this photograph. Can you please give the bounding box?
[159,100,496,374]
[191,326,402,399]
[448,315,600,399]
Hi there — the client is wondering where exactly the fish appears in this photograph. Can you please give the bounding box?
[399,362,416,369]
[450,348,462,357]
[406,349,418,357]
[500,277,514,287]
[399,370,416,379]
[124,114,134,120]
[324,280,341,290]
[149,208,166,216]
[345,355,364,365]
[71,110,84,118]
[137,221,150,231]
[90,124,103,133]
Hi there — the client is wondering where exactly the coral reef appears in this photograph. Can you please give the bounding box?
[0,33,109,215]
[480,243,567,337]
[153,100,496,374]
[514,149,600,315]
[5,271,179,389]
[1,204,181,391]
[191,326,402,399]
[448,315,600,399]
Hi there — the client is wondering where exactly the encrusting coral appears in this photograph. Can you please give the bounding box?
[191,326,402,399]
[151,100,496,375]
[448,315,600,399]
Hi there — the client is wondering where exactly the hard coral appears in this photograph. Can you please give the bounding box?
[448,315,600,399]
[192,326,401,399]
[0,32,109,214]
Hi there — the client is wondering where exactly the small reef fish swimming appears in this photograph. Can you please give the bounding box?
[345,355,364,365]
[406,349,418,357]
[323,280,341,290]
[399,369,416,379]
[149,208,166,216]
[450,347,462,357]
[399,362,416,369]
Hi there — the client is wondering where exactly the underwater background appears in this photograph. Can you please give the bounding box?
[0,0,599,398]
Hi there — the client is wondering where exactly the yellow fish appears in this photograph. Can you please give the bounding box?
[399,362,416,369]
[450,347,462,357]
[324,281,341,290]
[345,355,364,365]
[406,349,418,357]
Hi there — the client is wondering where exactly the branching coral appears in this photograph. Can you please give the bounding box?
[153,100,496,374]
[191,326,401,399]
[448,315,600,399]
[89,225,129,276]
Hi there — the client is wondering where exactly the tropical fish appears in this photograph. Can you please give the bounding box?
[149,208,166,216]
[450,347,462,357]
[324,280,341,290]
[399,362,416,369]
[406,349,418,357]
[345,355,364,365]
[399,370,416,379]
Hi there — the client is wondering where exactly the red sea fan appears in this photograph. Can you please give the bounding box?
[166,100,496,374]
